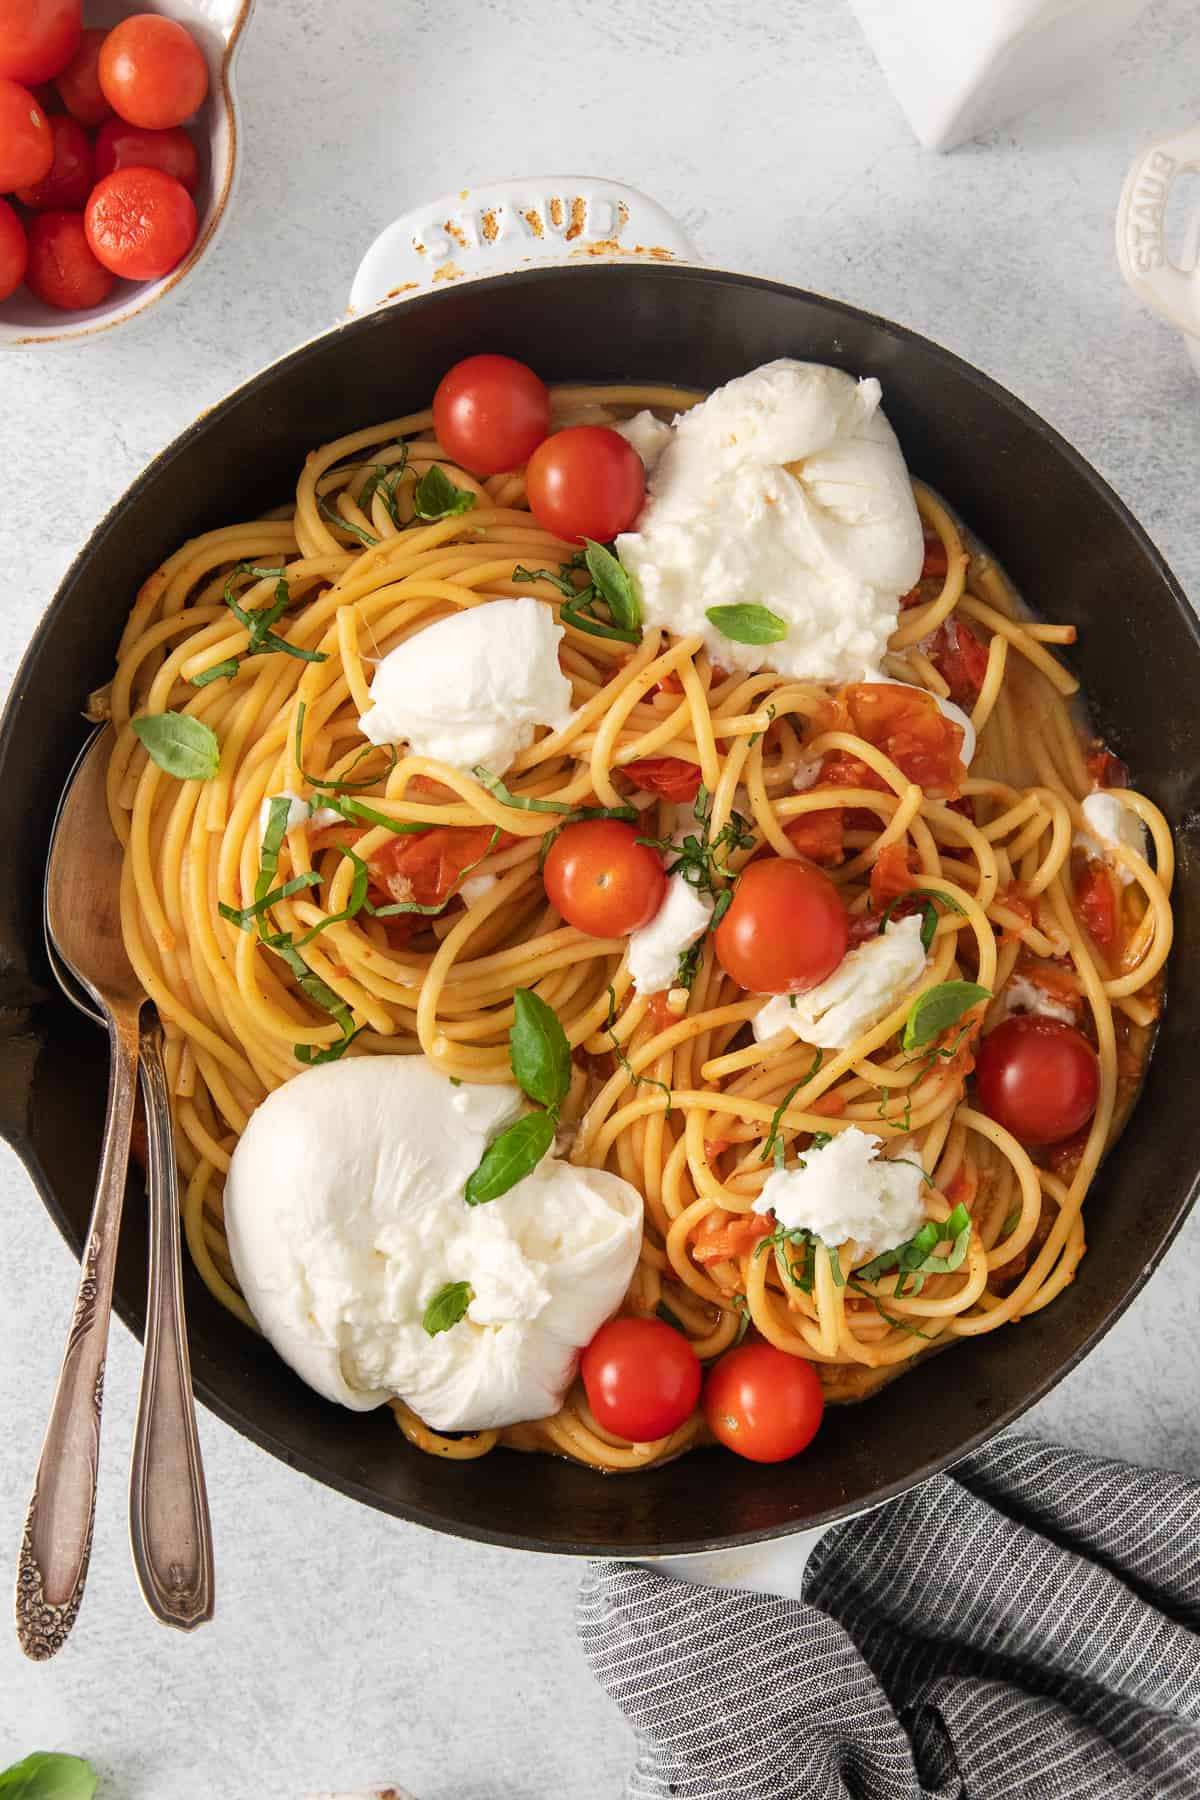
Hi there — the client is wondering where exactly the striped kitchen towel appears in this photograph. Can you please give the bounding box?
[577,1436,1200,1799]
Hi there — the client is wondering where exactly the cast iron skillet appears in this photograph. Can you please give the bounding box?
[2,265,1197,1555]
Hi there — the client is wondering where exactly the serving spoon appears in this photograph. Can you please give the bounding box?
[15,727,213,1659]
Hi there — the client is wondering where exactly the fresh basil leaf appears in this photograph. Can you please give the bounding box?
[1000,1204,1022,1238]
[318,495,379,546]
[464,1110,555,1205]
[219,872,321,932]
[223,563,327,664]
[254,796,294,915]
[422,1280,474,1336]
[472,766,576,814]
[879,887,966,954]
[705,603,788,645]
[293,845,373,945]
[321,792,432,836]
[0,1753,96,1798]
[856,1201,973,1288]
[190,656,240,689]
[358,451,408,527]
[512,562,580,600]
[266,933,356,1053]
[760,1081,802,1163]
[510,989,572,1113]
[293,701,399,794]
[583,540,641,633]
[560,593,641,644]
[294,1026,365,1066]
[901,980,990,1051]
[413,465,476,521]
[132,712,220,782]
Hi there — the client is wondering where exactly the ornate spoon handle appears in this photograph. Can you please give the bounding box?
[128,1006,214,1631]
[15,1004,140,1660]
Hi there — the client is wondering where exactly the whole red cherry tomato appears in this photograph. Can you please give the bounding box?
[54,27,112,126]
[525,425,645,543]
[0,198,28,301]
[98,14,208,131]
[432,353,551,475]
[581,1317,701,1442]
[704,1342,825,1463]
[13,112,93,210]
[85,165,197,280]
[0,0,81,86]
[713,856,848,994]
[25,210,114,310]
[0,78,54,189]
[543,820,666,938]
[93,118,198,191]
[975,1014,1099,1147]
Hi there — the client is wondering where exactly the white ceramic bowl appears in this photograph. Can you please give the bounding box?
[0,0,253,348]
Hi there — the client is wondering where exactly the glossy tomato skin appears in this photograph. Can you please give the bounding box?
[0,0,81,86]
[623,756,703,803]
[25,209,114,309]
[98,14,208,131]
[85,165,196,280]
[525,425,645,544]
[581,1317,701,1442]
[543,820,666,938]
[975,1014,1100,1147]
[94,118,198,191]
[713,856,848,995]
[704,1342,825,1463]
[432,353,550,475]
[0,78,53,189]
[54,27,112,125]
[14,112,93,209]
[0,198,28,300]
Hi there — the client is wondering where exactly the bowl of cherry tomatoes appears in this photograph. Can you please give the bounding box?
[0,0,253,345]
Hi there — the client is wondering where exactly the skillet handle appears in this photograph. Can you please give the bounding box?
[348,176,699,316]
[647,1524,837,1602]
[1115,124,1200,342]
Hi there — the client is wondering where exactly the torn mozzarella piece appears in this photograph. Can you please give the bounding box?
[615,409,674,474]
[753,1127,927,1259]
[259,790,341,833]
[1002,975,1077,1025]
[627,875,714,994]
[1074,792,1146,886]
[752,914,927,1049]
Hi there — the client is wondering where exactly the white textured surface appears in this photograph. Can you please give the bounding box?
[2,1,1199,1795]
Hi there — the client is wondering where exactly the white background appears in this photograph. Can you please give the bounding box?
[2,1,1199,1794]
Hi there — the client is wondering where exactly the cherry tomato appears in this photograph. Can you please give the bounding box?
[98,14,208,131]
[714,856,848,995]
[526,425,645,544]
[94,117,198,191]
[369,824,499,910]
[1075,861,1117,951]
[0,197,28,300]
[784,809,844,867]
[975,1014,1099,1147]
[704,1342,825,1463]
[543,820,666,938]
[0,0,80,86]
[431,353,550,476]
[13,112,93,210]
[581,1317,701,1442]
[0,78,53,189]
[54,27,112,126]
[929,616,990,708]
[25,210,114,310]
[85,166,196,280]
[622,755,702,803]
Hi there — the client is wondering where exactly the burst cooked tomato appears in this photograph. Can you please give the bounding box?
[692,1209,773,1265]
[784,808,845,866]
[622,756,703,803]
[1085,743,1129,789]
[929,616,990,708]
[1075,860,1117,950]
[370,825,499,911]
[899,537,950,607]
[868,841,918,909]
[844,683,965,799]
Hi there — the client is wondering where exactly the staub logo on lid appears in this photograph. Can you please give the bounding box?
[411,190,631,264]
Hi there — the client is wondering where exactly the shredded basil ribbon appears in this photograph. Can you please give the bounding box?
[413,464,475,521]
[855,1200,974,1295]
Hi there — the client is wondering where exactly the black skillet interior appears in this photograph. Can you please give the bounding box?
[1,265,1197,1555]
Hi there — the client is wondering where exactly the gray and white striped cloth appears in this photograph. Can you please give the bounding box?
[577,1436,1200,1798]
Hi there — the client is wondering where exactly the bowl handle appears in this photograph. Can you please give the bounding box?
[347,176,699,315]
[1115,124,1200,340]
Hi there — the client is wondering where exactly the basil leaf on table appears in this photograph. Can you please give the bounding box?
[509,988,572,1114]
[413,465,476,521]
[131,712,220,782]
[583,539,641,633]
[902,980,990,1051]
[422,1280,474,1337]
[0,1753,97,1798]
[464,1110,556,1205]
[705,603,788,645]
